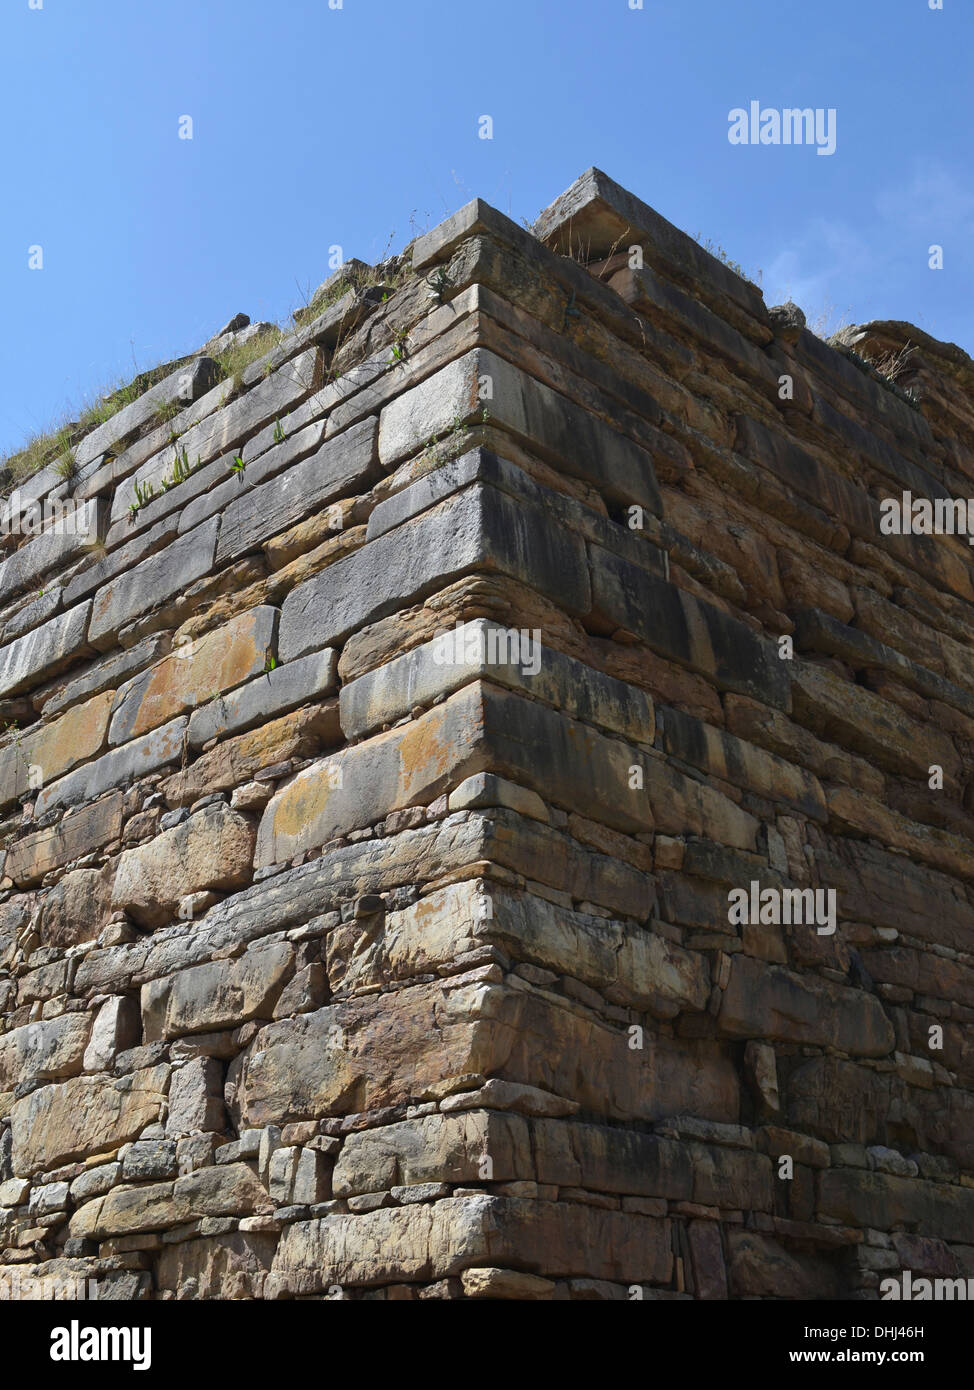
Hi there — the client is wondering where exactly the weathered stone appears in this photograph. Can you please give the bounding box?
[278,482,590,662]
[0,601,93,699]
[0,691,114,811]
[339,617,655,744]
[271,1195,671,1290]
[0,500,106,604]
[187,648,337,749]
[34,717,187,817]
[6,792,124,886]
[70,1162,271,1240]
[112,801,256,928]
[0,1013,92,1091]
[142,940,293,1040]
[109,607,277,744]
[88,519,220,648]
[83,997,141,1073]
[378,349,662,513]
[37,866,114,949]
[215,417,377,565]
[719,955,894,1057]
[166,1058,226,1135]
[10,1065,169,1175]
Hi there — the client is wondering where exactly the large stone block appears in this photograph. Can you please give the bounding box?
[329,881,708,1018]
[332,1110,693,1202]
[0,499,106,604]
[39,866,115,948]
[0,602,93,699]
[0,1013,92,1091]
[186,648,337,749]
[277,481,590,662]
[339,617,655,744]
[112,801,257,928]
[5,792,125,886]
[87,519,220,647]
[108,607,278,744]
[70,1163,270,1241]
[817,1169,974,1241]
[33,717,187,817]
[10,1065,169,1175]
[378,348,662,513]
[719,955,894,1057]
[271,1195,671,1290]
[0,690,114,810]
[590,545,791,711]
[258,681,752,867]
[155,1232,278,1300]
[215,416,377,564]
[237,976,738,1130]
[141,940,294,1040]
[73,357,220,470]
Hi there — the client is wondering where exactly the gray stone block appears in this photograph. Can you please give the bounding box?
[87,518,220,647]
[590,544,792,712]
[215,416,378,565]
[366,447,667,577]
[37,632,172,719]
[177,418,328,536]
[187,648,338,749]
[377,348,662,513]
[63,512,180,606]
[112,348,323,525]
[278,481,590,663]
[34,716,187,816]
[0,499,106,604]
[73,357,220,469]
[339,618,654,745]
[0,601,93,699]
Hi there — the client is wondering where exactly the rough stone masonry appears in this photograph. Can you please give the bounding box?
[1,167,973,1301]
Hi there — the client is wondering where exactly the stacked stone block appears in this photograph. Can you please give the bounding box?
[0,168,972,1300]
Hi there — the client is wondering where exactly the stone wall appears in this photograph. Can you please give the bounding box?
[1,167,972,1300]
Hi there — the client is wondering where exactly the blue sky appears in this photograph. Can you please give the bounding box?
[1,0,970,458]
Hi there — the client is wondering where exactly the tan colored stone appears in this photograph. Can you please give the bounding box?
[10,1065,168,1175]
[109,607,277,744]
[70,1163,270,1240]
[160,703,339,807]
[112,801,256,928]
[142,940,294,1040]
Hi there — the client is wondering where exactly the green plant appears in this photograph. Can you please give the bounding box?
[273,418,285,444]
[388,328,410,365]
[264,656,279,673]
[54,452,76,481]
[230,456,246,475]
[129,477,156,517]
